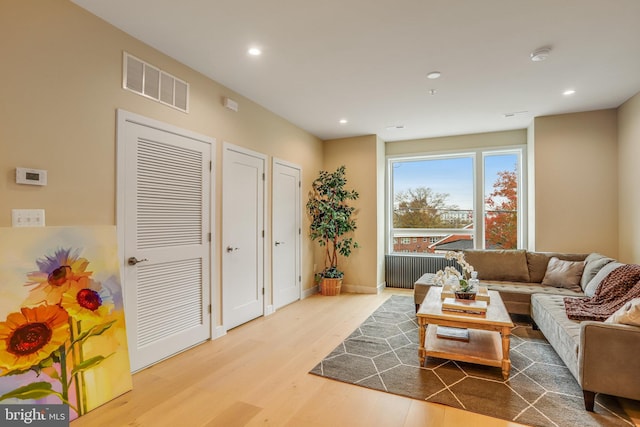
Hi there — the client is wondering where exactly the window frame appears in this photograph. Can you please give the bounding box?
[386,145,527,255]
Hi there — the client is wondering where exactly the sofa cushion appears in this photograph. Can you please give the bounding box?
[482,280,584,296]
[463,249,529,282]
[541,257,585,291]
[530,294,582,382]
[527,252,551,283]
[581,253,616,291]
[605,297,640,326]
[584,261,626,297]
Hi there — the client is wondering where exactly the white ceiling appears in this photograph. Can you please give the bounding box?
[72,0,640,142]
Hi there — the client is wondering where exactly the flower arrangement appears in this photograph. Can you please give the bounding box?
[0,248,118,417]
[433,251,475,292]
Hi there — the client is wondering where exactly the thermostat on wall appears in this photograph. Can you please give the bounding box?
[16,167,47,186]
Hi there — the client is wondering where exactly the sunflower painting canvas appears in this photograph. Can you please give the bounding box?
[0,226,132,420]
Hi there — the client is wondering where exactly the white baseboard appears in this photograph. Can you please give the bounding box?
[303,282,386,296]
[212,325,226,340]
[265,304,275,316]
[341,283,382,294]
[302,285,319,299]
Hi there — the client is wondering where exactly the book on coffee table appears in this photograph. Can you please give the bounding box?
[442,297,488,314]
[436,326,470,342]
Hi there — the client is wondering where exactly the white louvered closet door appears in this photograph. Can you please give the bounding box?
[120,113,212,372]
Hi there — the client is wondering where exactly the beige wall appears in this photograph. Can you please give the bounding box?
[526,124,537,250]
[322,135,382,292]
[0,2,323,324]
[618,92,640,263]
[375,136,386,288]
[386,129,527,156]
[533,110,618,256]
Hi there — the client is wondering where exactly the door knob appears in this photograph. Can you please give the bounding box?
[226,246,239,253]
[275,241,285,246]
[128,257,149,266]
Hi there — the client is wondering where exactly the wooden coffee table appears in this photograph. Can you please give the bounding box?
[417,286,514,379]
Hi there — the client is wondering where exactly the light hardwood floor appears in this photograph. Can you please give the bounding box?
[72,289,639,427]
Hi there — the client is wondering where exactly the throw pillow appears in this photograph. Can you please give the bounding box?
[605,298,640,326]
[580,253,616,291]
[541,257,585,291]
[584,262,626,297]
[526,252,587,283]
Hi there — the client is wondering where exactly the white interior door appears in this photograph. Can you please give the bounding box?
[222,143,265,329]
[117,110,212,372]
[272,159,301,309]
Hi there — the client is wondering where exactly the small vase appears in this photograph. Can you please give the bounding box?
[469,271,480,289]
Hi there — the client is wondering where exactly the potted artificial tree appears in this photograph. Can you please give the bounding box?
[306,165,359,296]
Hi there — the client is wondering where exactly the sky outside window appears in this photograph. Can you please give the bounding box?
[393,155,516,210]
[392,157,473,209]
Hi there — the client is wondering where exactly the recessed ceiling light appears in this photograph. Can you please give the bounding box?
[530,47,551,62]
[248,47,262,56]
[339,119,348,124]
[563,89,576,96]
[427,71,441,79]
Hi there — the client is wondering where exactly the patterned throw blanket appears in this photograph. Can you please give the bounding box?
[564,264,640,321]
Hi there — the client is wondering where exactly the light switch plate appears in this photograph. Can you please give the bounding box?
[12,209,46,227]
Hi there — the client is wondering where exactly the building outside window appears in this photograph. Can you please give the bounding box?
[388,148,525,254]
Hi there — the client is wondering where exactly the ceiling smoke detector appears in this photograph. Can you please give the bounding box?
[530,47,551,62]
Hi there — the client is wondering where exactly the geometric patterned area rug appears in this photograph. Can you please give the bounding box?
[310,295,633,427]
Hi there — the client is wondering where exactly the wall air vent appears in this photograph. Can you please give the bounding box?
[123,52,189,113]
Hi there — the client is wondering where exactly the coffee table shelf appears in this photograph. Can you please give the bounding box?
[425,325,502,367]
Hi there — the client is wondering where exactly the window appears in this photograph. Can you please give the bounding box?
[484,153,520,250]
[388,148,524,254]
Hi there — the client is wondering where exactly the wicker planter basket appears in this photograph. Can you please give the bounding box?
[321,278,342,296]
